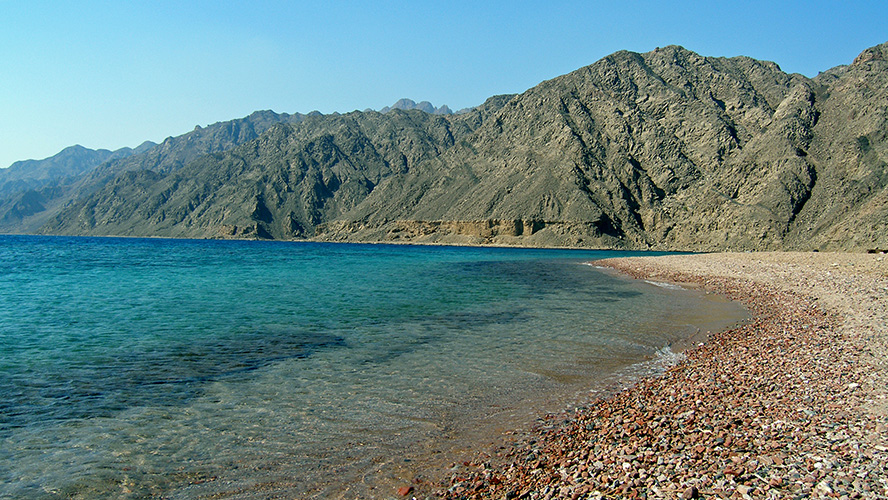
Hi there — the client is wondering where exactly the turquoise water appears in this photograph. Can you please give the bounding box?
[0,236,745,498]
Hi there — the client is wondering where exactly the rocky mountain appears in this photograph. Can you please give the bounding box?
[380,98,454,115]
[0,143,153,198]
[6,43,888,251]
[36,99,509,239]
[0,110,307,231]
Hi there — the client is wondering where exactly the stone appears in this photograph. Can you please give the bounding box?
[681,486,699,499]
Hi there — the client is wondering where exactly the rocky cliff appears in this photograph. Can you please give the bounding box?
[5,43,887,251]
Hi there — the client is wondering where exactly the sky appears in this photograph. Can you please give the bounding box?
[1,1,886,169]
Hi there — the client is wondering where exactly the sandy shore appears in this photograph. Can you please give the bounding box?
[428,252,887,499]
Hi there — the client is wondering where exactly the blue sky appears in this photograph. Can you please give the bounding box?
[1,1,886,169]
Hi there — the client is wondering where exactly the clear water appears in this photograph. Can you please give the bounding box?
[0,236,746,499]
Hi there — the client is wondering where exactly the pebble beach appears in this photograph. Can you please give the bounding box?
[426,252,888,499]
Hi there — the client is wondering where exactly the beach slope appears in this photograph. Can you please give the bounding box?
[438,252,887,499]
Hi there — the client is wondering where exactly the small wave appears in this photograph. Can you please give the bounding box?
[580,262,607,269]
[619,345,687,378]
[643,280,684,290]
[586,346,687,399]
[653,345,687,369]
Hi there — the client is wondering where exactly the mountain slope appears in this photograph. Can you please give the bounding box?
[17,43,888,251]
[322,45,878,250]
[37,103,506,238]
[331,44,886,250]
[0,143,152,197]
[0,110,305,232]
[783,43,888,250]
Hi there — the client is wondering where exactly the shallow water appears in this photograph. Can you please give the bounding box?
[0,236,746,498]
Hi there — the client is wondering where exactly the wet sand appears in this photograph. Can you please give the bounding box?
[431,252,887,499]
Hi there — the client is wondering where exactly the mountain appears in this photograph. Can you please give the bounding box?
[7,43,888,251]
[0,143,153,198]
[380,98,454,115]
[0,110,307,231]
[36,99,508,239]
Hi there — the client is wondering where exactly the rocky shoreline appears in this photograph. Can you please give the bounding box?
[422,252,887,499]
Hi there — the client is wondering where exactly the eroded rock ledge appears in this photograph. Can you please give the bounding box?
[313,219,634,248]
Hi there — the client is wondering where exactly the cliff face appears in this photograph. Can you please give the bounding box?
[10,43,888,251]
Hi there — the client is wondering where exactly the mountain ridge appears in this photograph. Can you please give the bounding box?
[379,98,454,115]
[0,143,154,196]
[0,110,309,232]
[2,43,886,251]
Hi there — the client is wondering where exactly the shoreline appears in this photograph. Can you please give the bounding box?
[431,252,887,499]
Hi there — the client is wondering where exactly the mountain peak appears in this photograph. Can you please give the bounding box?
[380,98,453,115]
[853,41,888,67]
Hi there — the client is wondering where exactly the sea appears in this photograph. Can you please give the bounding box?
[0,235,747,499]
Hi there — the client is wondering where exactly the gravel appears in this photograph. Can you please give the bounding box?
[426,252,887,499]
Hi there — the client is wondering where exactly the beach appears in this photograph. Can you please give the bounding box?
[431,252,887,499]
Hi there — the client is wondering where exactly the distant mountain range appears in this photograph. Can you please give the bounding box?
[1,42,886,251]
[378,98,454,115]
[0,142,154,197]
